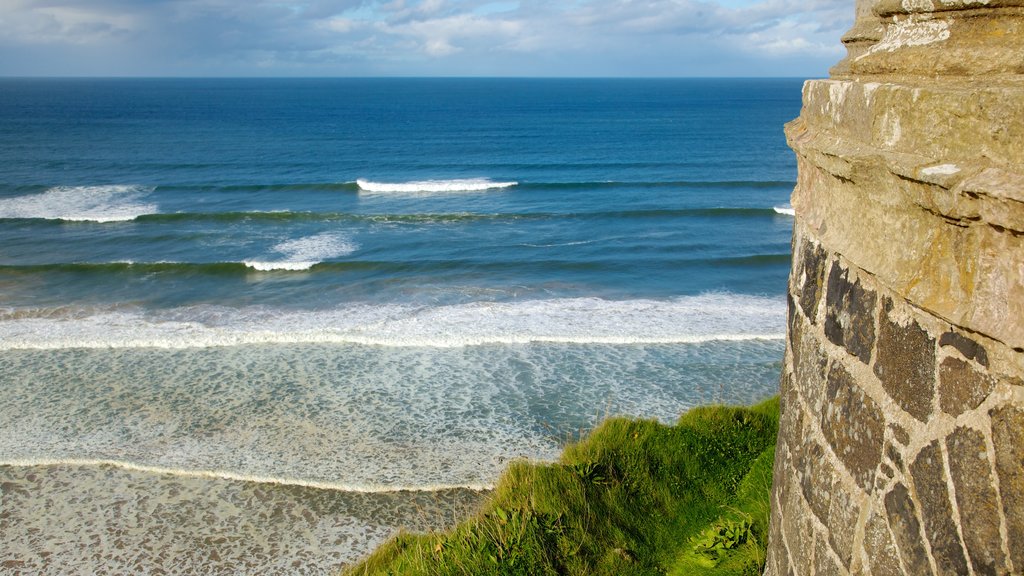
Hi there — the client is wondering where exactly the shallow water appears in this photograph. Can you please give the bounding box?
[0,78,798,572]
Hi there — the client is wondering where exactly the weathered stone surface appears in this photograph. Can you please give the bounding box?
[821,362,885,491]
[939,331,989,367]
[885,482,934,576]
[825,261,877,364]
[783,474,815,576]
[909,441,969,575]
[874,298,936,422]
[889,423,910,446]
[827,473,861,567]
[815,532,844,576]
[797,240,828,324]
[885,443,905,473]
[938,357,996,417]
[945,427,1008,576]
[799,438,835,525]
[863,506,905,576]
[794,318,830,416]
[990,405,1024,573]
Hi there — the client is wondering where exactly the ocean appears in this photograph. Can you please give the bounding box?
[0,78,799,574]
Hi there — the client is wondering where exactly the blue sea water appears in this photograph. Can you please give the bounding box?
[0,78,799,573]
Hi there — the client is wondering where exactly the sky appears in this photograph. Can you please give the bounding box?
[0,0,853,77]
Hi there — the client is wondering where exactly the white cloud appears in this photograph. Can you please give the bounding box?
[0,0,855,76]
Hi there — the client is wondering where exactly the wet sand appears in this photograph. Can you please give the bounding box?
[0,464,486,575]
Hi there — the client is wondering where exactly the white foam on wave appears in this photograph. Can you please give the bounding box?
[0,457,492,493]
[773,205,796,216]
[0,293,785,350]
[356,178,517,194]
[0,185,157,222]
[243,232,358,271]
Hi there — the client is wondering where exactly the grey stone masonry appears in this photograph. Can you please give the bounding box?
[765,228,1023,576]
[764,1,1023,574]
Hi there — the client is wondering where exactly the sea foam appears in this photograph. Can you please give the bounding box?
[0,185,158,222]
[0,294,785,350]
[243,232,358,271]
[356,178,517,193]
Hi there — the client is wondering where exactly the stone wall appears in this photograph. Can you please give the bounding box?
[764,1,1024,574]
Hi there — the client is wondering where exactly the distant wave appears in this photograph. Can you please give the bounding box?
[0,185,157,222]
[773,205,795,216]
[7,206,780,227]
[0,294,786,350]
[356,178,518,193]
[0,251,794,277]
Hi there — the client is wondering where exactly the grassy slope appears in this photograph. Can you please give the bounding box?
[345,396,779,576]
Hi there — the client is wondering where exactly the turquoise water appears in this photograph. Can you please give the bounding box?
[0,78,797,573]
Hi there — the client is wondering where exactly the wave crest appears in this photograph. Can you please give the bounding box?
[0,185,157,222]
[356,178,517,193]
[243,232,358,271]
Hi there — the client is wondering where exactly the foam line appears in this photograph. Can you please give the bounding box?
[773,205,795,216]
[356,178,517,193]
[0,458,494,493]
[0,295,786,350]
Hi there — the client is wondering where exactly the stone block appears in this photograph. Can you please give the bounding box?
[884,482,934,575]
[874,298,936,422]
[783,475,815,576]
[799,438,834,525]
[794,322,830,416]
[990,405,1024,573]
[938,357,996,417]
[945,427,1008,576]
[863,506,905,576]
[825,261,877,365]
[815,532,845,576]
[827,473,861,567]
[909,441,969,575]
[797,240,828,324]
[939,331,989,367]
[821,362,885,492]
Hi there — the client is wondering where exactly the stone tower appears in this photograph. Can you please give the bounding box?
[764,1,1024,574]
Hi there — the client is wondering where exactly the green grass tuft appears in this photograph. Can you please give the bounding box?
[345,396,779,576]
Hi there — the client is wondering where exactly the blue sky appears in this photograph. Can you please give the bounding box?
[0,0,853,77]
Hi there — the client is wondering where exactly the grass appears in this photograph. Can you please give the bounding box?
[344,396,779,576]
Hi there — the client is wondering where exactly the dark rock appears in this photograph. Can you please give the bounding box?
[938,331,989,367]
[890,423,910,446]
[863,507,905,576]
[990,405,1024,573]
[945,427,1008,576]
[874,298,936,422]
[909,441,969,575]
[824,261,877,364]
[886,443,905,473]
[798,241,828,324]
[885,482,934,575]
[821,362,885,491]
[938,357,996,417]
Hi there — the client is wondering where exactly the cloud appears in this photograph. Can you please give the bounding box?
[0,0,854,76]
